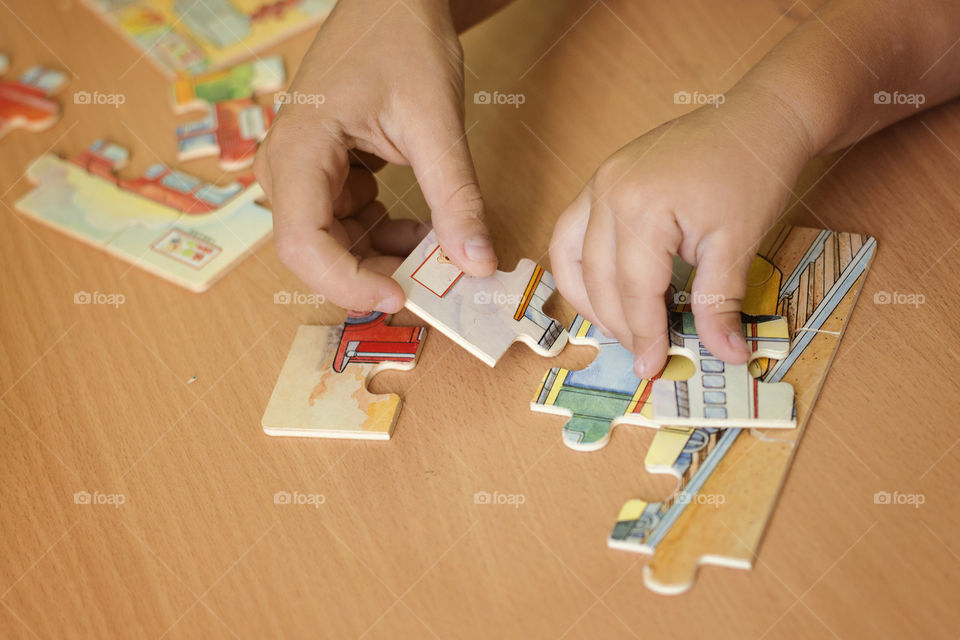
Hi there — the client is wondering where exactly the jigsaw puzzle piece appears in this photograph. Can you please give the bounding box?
[176,98,276,170]
[262,312,427,439]
[16,140,272,292]
[650,312,795,429]
[393,231,567,366]
[172,54,285,113]
[0,55,66,138]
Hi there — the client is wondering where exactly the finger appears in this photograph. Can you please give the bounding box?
[688,232,753,363]
[581,198,631,346]
[549,189,603,332]
[615,209,682,378]
[332,167,378,219]
[267,119,404,312]
[405,110,497,277]
[360,254,406,277]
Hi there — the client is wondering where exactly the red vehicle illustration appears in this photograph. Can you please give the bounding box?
[71,140,255,214]
[333,311,426,373]
[0,59,65,139]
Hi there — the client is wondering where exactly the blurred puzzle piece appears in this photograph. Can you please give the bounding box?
[15,139,272,292]
[393,230,567,366]
[262,312,427,439]
[0,53,66,139]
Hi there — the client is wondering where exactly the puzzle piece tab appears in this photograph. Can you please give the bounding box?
[393,231,567,366]
[650,312,795,429]
[16,140,272,292]
[0,54,66,139]
[262,312,427,439]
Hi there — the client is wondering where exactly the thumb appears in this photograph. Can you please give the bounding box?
[406,113,497,277]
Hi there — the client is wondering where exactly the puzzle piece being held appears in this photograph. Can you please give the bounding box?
[262,312,427,439]
[393,231,567,366]
[0,54,66,138]
[650,312,795,429]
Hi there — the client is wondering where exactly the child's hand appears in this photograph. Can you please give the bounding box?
[256,0,497,314]
[550,93,813,378]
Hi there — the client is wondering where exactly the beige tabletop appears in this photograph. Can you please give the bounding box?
[2,0,960,638]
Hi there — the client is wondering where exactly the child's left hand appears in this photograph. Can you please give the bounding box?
[549,91,814,378]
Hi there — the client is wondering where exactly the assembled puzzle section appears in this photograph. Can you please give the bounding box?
[82,0,335,76]
[172,55,284,113]
[393,231,567,367]
[175,56,284,170]
[0,54,67,139]
[649,311,795,429]
[262,312,427,439]
[531,314,696,451]
[604,226,876,595]
[15,140,273,292]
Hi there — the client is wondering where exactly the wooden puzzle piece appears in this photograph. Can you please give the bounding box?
[0,54,66,139]
[15,140,272,292]
[603,227,876,595]
[262,312,426,439]
[177,99,277,170]
[81,0,335,76]
[393,230,568,367]
[649,312,795,429]
[172,55,284,113]
[531,314,697,451]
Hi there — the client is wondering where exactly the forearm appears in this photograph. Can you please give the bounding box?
[728,0,960,157]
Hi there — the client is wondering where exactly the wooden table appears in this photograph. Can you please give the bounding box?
[2,1,959,638]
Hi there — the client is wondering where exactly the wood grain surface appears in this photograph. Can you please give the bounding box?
[2,0,960,638]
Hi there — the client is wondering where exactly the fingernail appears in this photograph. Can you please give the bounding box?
[727,330,750,358]
[376,296,403,314]
[634,356,648,379]
[464,235,495,263]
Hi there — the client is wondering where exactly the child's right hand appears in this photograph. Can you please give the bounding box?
[256,0,498,314]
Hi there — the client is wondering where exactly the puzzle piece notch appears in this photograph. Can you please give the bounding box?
[262,312,427,439]
[393,231,568,367]
[649,311,795,429]
[0,55,66,138]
